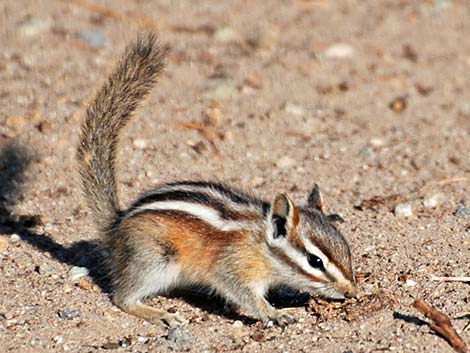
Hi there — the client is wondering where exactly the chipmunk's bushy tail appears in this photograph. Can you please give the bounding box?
[77,33,166,234]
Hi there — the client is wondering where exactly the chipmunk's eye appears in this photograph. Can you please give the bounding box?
[307,254,325,271]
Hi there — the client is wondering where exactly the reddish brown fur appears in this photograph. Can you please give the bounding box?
[119,211,273,283]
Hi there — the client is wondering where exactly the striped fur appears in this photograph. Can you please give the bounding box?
[120,181,356,300]
[126,181,267,224]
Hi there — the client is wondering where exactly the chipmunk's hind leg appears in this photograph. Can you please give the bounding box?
[112,260,185,327]
[110,229,185,327]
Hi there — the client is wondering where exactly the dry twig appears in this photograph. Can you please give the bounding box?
[431,276,470,283]
[413,299,467,353]
[420,177,469,194]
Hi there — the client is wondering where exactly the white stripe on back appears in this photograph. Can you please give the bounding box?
[125,201,252,231]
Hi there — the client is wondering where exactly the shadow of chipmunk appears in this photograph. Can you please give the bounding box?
[0,140,310,322]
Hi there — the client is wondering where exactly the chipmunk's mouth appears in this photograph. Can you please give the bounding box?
[309,285,346,300]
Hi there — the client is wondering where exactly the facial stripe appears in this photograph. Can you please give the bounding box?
[125,201,254,231]
[271,247,326,284]
[302,236,349,284]
[301,236,330,267]
[306,234,352,282]
[268,236,329,282]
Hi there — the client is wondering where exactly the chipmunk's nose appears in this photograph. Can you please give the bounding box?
[338,281,357,298]
[344,285,357,298]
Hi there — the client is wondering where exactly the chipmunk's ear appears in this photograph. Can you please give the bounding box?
[307,183,324,213]
[308,184,345,223]
[270,193,299,239]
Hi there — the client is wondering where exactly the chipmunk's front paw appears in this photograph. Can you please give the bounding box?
[274,312,296,327]
[264,311,296,327]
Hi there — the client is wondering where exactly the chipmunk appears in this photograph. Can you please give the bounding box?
[77,33,357,328]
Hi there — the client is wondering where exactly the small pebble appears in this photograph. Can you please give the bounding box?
[423,192,446,209]
[359,146,374,160]
[5,116,26,128]
[133,138,148,150]
[232,320,243,329]
[37,121,52,133]
[323,43,354,59]
[102,341,120,350]
[394,203,413,217]
[78,30,106,49]
[17,17,51,37]
[213,27,240,43]
[77,278,93,290]
[389,97,407,113]
[405,278,417,287]
[53,336,64,344]
[58,309,80,320]
[282,102,305,117]
[37,263,54,275]
[454,205,470,217]
[370,138,386,147]
[276,156,296,169]
[10,233,21,243]
[68,266,89,281]
[167,327,191,348]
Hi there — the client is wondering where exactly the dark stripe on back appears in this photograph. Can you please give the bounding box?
[128,190,237,219]
[164,181,268,208]
[128,188,266,223]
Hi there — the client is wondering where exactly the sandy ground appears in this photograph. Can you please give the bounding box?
[1,0,469,352]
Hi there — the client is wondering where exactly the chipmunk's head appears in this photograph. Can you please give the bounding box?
[266,184,356,299]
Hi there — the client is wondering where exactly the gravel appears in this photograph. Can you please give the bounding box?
[323,43,354,59]
[394,203,413,217]
[78,30,106,49]
[167,327,191,348]
[454,205,470,217]
[423,192,446,209]
[57,309,80,320]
